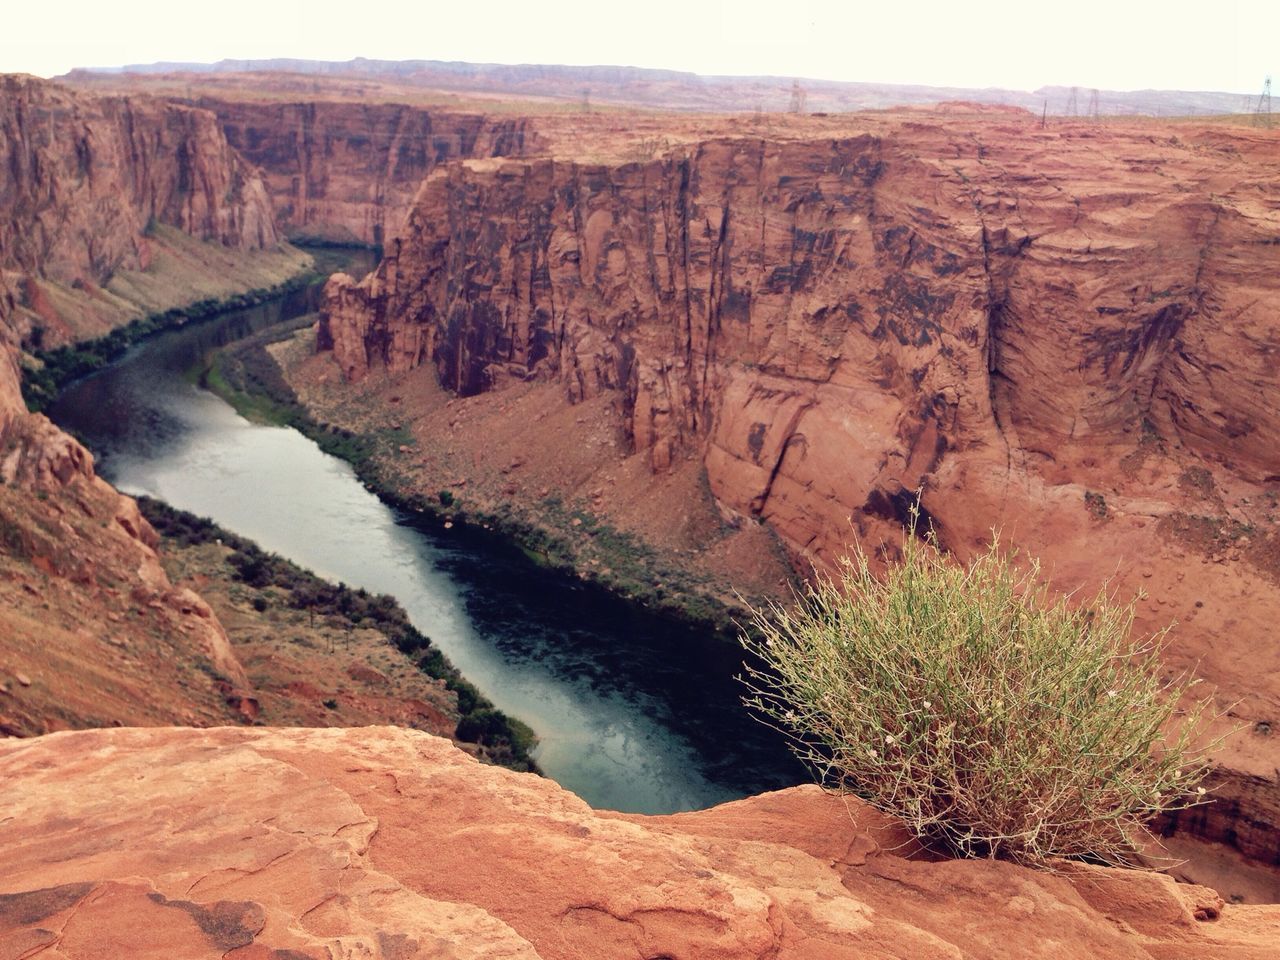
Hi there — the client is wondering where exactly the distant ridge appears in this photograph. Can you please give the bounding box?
[61,57,1255,116]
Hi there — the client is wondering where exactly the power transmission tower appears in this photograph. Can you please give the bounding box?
[581,88,591,113]
[788,79,807,114]
[1087,89,1100,122]
[1255,76,1272,128]
[1065,87,1079,116]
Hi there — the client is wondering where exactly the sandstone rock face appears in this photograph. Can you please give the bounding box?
[0,411,255,736]
[321,120,1280,509]
[0,76,277,733]
[205,98,539,246]
[0,74,278,351]
[2,726,1275,959]
[0,294,23,436]
[319,113,1280,866]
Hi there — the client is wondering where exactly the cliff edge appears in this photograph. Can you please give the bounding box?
[3,725,1277,959]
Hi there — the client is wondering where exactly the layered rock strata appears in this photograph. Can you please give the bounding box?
[203,98,539,246]
[0,74,279,348]
[319,114,1280,866]
[0,75,285,734]
[3,726,1277,959]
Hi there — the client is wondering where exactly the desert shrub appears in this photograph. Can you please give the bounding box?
[740,522,1215,867]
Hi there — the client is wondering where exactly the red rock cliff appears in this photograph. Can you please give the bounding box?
[0,75,264,729]
[320,114,1280,865]
[321,120,1280,542]
[0,75,276,313]
[202,98,540,246]
[0,74,284,361]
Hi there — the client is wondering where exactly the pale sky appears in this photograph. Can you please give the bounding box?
[3,0,1275,95]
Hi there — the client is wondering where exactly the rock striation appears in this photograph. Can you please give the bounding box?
[2,725,1276,959]
[204,97,540,246]
[320,120,1280,518]
[318,113,1280,868]
[0,75,278,349]
[0,74,281,735]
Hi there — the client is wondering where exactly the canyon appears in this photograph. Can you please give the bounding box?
[0,78,458,742]
[3,66,1280,952]
[313,107,1280,871]
[0,74,296,349]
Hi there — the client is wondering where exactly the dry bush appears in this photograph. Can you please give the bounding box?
[741,523,1215,866]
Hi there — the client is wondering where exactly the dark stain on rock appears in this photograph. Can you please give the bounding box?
[860,487,940,544]
[873,274,953,347]
[146,892,266,950]
[0,881,96,927]
[747,422,767,463]
[378,931,421,959]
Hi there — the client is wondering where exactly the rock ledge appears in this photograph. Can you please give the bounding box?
[2,726,1277,958]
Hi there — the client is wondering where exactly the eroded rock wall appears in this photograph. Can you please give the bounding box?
[321,121,1280,535]
[319,115,1280,866]
[0,76,276,335]
[203,98,539,246]
[0,75,263,730]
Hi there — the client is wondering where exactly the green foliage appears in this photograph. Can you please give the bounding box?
[740,521,1216,867]
[20,276,318,413]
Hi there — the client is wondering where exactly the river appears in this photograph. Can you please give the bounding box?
[48,248,802,814]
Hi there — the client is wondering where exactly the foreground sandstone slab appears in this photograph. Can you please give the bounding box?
[2,727,1276,959]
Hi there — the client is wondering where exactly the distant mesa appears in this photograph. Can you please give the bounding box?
[60,57,1257,117]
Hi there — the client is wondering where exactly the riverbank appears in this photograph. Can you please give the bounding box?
[20,237,317,412]
[15,243,537,772]
[139,497,537,770]
[12,224,313,349]
[202,319,800,642]
[42,256,801,812]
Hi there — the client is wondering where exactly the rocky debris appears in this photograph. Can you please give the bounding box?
[0,409,257,735]
[1,726,1277,959]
